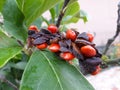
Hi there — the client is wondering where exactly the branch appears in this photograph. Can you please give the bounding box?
[56,0,70,28]
[0,74,18,90]
[103,3,120,54]
[17,40,24,47]
[100,58,120,69]
[106,58,120,65]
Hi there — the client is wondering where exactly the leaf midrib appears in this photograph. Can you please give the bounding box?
[21,0,25,12]
[0,47,22,68]
[41,51,63,90]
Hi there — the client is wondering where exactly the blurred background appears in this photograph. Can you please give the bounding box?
[69,0,120,46]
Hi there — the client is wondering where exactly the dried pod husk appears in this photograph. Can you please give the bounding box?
[85,65,97,73]
[27,27,102,75]
[76,32,89,40]
[65,39,72,47]
[72,29,79,36]
[50,37,59,44]
[59,40,68,47]
[27,37,34,48]
[60,32,66,39]
[79,60,98,75]
[59,39,73,53]
[95,48,102,57]
[75,39,95,47]
[77,44,102,75]
[72,42,84,60]
[41,28,52,34]
[28,30,36,35]
[29,33,41,39]
[84,57,102,66]
[33,37,48,45]
[49,32,61,44]
[59,47,70,52]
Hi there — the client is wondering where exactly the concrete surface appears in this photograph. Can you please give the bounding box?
[86,66,120,90]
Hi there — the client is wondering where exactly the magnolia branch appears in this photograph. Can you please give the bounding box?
[103,2,120,54]
[106,58,120,65]
[56,0,70,28]
[0,74,18,90]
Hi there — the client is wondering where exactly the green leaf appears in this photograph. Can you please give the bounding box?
[11,61,27,70]
[0,30,22,68]
[31,17,42,29]
[61,1,80,24]
[55,1,80,25]
[20,50,94,90]
[0,0,6,12]
[62,0,88,24]
[80,10,88,23]
[41,16,50,26]
[0,30,19,48]
[16,0,61,26]
[63,9,88,24]
[65,1,80,17]
[54,2,63,17]
[0,47,22,68]
[2,0,27,43]
[49,8,56,23]
[62,12,80,24]
[49,0,79,24]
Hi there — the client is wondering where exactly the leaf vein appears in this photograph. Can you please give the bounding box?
[22,0,25,11]
[41,51,64,90]
[37,71,47,90]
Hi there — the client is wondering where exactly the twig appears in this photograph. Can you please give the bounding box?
[17,40,24,47]
[56,0,70,28]
[106,58,120,65]
[101,58,120,69]
[103,2,120,54]
[0,74,18,90]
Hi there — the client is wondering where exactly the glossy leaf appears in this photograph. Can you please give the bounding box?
[0,0,6,11]
[54,0,81,24]
[49,8,56,23]
[62,12,80,24]
[0,30,22,68]
[0,47,22,68]
[0,30,20,48]
[65,1,80,17]
[80,10,88,23]
[2,0,27,43]
[41,16,50,26]
[16,0,61,26]
[20,50,94,90]
[31,17,42,29]
[62,1,80,24]
[62,1,88,24]
[48,0,80,24]
[11,61,27,70]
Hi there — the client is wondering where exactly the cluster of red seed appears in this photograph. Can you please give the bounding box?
[28,24,102,75]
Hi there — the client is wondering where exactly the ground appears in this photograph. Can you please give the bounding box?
[86,66,120,90]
